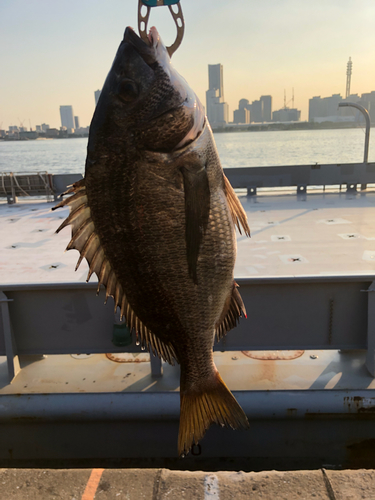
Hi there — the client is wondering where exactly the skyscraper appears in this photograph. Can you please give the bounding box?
[208,64,223,98]
[74,116,80,129]
[60,106,74,129]
[206,64,228,127]
[260,96,272,122]
[94,90,101,106]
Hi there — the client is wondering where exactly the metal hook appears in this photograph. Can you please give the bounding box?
[138,0,185,58]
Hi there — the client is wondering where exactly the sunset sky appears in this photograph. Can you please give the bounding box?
[1,0,375,130]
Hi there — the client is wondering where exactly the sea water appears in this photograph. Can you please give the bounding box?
[0,127,373,174]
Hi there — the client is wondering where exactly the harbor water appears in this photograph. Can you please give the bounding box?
[0,127,374,175]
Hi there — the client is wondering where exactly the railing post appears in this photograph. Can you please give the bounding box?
[0,291,20,383]
[365,281,375,377]
[150,353,163,377]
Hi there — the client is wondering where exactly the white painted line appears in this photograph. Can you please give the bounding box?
[204,474,219,499]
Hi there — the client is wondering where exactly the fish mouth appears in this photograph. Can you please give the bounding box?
[123,26,157,65]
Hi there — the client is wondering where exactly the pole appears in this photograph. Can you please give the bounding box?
[338,102,370,163]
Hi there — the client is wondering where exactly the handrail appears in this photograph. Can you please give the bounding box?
[338,102,371,163]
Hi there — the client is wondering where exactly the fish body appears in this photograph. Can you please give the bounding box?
[55,26,250,456]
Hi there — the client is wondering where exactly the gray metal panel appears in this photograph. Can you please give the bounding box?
[216,279,369,351]
[224,162,375,189]
[0,306,5,353]
[0,391,375,466]
[2,288,123,355]
[0,276,373,356]
[52,173,83,195]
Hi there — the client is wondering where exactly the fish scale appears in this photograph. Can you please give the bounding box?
[54,25,250,456]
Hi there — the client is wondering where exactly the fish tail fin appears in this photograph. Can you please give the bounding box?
[178,369,249,457]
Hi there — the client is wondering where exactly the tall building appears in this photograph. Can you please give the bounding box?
[261,95,272,122]
[233,99,251,124]
[94,90,101,106]
[206,64,228,127]
[251,99,263,123]
[208,64,223,98]
[74,116,80,129]
[60,106,74,130]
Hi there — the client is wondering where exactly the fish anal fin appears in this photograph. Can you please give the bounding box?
[215,281,247,342]
[181,162,210,284]
[178,369,249,457]
[223,174,250,237]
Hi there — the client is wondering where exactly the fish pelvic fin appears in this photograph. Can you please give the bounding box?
[53,180,178,366]
[223,174,250,237]
[178,369,249,457]
[215,281,247,342]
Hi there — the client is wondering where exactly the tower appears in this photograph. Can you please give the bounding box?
[208,64,224,98]
[59,106,74,129]
[346,57,352,99]
[206,64,228,126]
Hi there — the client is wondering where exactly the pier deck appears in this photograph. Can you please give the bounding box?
[1,187,375,470]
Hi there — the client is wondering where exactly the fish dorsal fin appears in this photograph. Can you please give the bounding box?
[180,162,210,284]
[53,181,178,365]
[215,282,247,342]
[223,174,251,237]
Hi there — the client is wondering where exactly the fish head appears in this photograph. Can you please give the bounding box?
[88,26,205,158]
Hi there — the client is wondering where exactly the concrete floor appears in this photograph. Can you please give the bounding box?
[1,467,374,499]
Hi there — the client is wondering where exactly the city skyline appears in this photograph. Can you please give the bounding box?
[1,1,375,130]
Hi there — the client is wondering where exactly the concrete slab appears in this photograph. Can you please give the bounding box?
[5,467,374,499]
[325,468,375,500]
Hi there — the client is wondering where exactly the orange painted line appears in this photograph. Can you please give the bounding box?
[81,468,105,500]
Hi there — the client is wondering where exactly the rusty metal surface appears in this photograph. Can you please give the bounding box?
[242,350,304,360]
[1,349,375,395]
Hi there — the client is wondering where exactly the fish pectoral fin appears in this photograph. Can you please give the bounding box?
[178,369,249,457]
[215,281,247,342]
[223,174,250,236]
[180,162,210,284]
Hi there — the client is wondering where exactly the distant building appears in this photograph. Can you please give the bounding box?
[251,99,263,123]
[74,116,80,129]
[41,123,50,132]
[245,95,273,123]
[94,90,101,106]
[208,64,223,99]
[46,128,59,138]
[233,99,250,124]
[206,64,229,127]
[272,108,301,122]
[308,94,343,122]
[359,91,375,123]
[261,95,272,122]
[307,93,375,123]
[60,106,75,130]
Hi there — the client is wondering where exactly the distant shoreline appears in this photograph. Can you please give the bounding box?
[0,121,373,141]
[212,121,374,133]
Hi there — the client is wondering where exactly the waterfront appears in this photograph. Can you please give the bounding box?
[0,127,374,175]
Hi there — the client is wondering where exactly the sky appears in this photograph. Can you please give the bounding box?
[1,0,375,130]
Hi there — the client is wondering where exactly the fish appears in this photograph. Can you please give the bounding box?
[53,25,251,456]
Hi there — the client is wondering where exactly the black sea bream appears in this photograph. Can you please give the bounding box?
[54,26,250,456]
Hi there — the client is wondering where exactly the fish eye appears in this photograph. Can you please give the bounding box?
[117,79,139,102]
